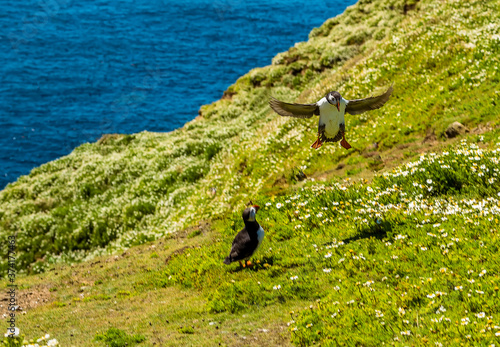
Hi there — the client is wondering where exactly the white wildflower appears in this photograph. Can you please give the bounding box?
[4,327,19,337]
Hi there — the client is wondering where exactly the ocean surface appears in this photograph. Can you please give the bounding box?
[0,0,355,189]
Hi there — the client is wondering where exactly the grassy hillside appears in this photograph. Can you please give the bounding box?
[2,0,500,345]
[1,0,499,274]
[5,138,500,346]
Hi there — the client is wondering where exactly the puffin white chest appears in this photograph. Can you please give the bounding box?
[318,99,346,138]
[253,226,265,254]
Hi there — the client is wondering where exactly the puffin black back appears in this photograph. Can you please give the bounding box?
[223,205,265,267]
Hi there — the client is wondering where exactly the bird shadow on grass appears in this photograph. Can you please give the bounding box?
[339,220,392,245]
[227,255,276,273]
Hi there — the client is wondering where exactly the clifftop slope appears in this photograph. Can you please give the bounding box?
[2,0,500,345]
[1,0,499,287]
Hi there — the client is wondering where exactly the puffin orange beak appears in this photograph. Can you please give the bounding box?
[253,205,260,211]
[336,101,340,112]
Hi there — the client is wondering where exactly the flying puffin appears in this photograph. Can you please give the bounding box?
[223,205,264,267]
[269,86,393,150]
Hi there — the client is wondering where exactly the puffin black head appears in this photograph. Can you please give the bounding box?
[326,91,341,112]
[242,205,260,222]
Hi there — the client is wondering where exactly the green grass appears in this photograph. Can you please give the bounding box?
[6,138,500,346]
[1,0,500,345]
[94,328,145,347]
[148,139,500,345]
[1,0,499,274]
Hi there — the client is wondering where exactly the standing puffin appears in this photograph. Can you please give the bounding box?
[269,86,393,150]
[223,205,264,267]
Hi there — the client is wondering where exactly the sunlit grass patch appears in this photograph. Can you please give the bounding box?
[1,0,499,277]
[94,327,145,347]
[1,0,500,345]
[271,141,500,345]
[152,140,500,344]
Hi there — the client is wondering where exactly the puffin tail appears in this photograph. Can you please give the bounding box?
[311,138,323,149]
[223,256,231,265]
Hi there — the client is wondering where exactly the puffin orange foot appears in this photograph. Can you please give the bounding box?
[340,133,351,150]
[246,260,253,267]
[311,138,323,149]
[340,139,351,149]
[239,260,244,268]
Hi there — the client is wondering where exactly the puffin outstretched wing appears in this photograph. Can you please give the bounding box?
[269,98,320,119]
[345,86,393,115]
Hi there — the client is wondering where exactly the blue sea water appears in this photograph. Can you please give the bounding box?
[0,0,355,189]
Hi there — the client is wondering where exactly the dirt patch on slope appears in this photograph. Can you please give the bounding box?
[5,286,53,312]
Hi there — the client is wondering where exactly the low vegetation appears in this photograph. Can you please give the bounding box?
[7,138,500,346]
[1,0,500,345]
[2,0,498,274]
[94,328,145,347]
[153,139,500,345]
